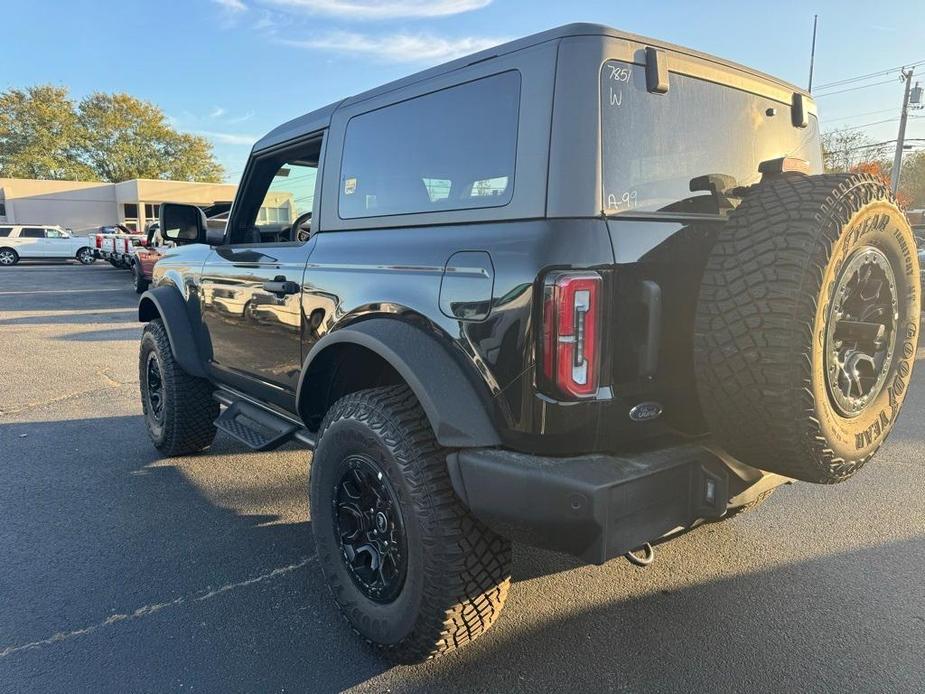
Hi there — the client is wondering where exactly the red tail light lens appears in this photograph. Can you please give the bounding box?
[541,272,602,398]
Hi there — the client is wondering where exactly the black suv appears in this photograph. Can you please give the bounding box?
[138,24,920,661]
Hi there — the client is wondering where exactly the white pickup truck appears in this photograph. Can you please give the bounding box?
[90,225,147,268]
[0,225,96,266]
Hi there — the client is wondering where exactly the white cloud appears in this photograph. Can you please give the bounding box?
[209,106,227,118]
[283,31,504,63]
[194,130,259,146]
[264,0,490,20]
[227,110,256,124]
[212,0,247,11]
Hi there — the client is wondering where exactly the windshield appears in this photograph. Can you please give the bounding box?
[600,60,822,216]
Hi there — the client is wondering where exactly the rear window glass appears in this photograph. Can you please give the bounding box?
[339,71,521,219]
[0,227,11,237]
[600,60,822,215]
[21,227,45,238]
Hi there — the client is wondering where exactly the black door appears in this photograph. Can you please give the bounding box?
[200,135,324,408]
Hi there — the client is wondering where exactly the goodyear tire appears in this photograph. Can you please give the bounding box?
[309,385,511,662]
[695,173,920,483]
[139,319,218,456]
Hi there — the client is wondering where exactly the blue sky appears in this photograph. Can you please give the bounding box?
[4,0,925,181]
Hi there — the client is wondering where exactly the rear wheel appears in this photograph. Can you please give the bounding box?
[0,248,19,266]
[76,247,95,265]
[139,319,218,456]
[310,385,512,662]
[695,174,920,483]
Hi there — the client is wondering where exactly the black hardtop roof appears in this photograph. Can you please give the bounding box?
[254,22,809,152]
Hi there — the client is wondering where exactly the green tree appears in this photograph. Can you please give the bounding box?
[0,85,95,180]
[76,92,224,183]
[0,85,224,183]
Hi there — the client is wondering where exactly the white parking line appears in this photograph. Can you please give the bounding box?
[0,556,316,658]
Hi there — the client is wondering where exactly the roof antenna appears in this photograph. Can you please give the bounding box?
[808,14,819,92]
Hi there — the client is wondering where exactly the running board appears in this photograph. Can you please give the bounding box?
[212,393,315,451]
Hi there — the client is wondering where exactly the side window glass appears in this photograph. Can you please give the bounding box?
[230,136,323,245]
[45,228,65,238]
[22,227,44,238]
[0,227,12,237]
[339,71,521,219]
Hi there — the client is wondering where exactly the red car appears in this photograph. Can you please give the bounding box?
[132,223,168,294]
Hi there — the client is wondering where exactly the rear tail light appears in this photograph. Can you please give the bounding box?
[95,235,102,249]
[541,272,602,398]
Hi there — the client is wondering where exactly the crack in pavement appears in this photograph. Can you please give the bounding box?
[0,556,316,658]
[0,380,138,417]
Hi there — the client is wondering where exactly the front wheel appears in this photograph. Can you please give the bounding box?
[76,247,96,265]
[133,263,149,294]
[0,248,19,266]
[139,319,218,456]
[310,385,512,662]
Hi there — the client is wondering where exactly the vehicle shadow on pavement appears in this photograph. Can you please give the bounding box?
[0,309,137,326]
[409,536,925,693]
[54,326,142,342]
[1,415,922,693]
[0,415,388,693]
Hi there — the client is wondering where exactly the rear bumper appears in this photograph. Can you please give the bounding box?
[448,443,766,564]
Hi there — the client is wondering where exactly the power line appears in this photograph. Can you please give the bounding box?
[814,59,925,90]
[824,107,897,123]
[836,117,900,132]
[815,78,900,98]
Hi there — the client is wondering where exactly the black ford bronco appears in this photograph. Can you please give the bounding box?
[138,24,921,661]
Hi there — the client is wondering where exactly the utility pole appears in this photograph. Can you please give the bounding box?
[891,67,914,195]
[808,14,819,91]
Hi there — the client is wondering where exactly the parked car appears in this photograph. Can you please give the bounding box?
[136,23,920,662]
[0,225,96,265]
[90,224,146,267]
[132,223,172,293]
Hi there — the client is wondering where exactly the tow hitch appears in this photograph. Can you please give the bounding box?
[624,543,655,567]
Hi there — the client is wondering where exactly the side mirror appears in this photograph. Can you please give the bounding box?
[160,203,206,245]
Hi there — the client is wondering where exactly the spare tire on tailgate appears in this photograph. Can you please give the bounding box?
[695,173,920,483]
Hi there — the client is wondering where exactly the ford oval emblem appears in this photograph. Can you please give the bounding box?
[629,401,663,422]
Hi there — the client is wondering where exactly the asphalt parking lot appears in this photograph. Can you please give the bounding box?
[0,260,923,693]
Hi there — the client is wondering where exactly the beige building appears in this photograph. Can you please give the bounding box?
[0,178,237,235]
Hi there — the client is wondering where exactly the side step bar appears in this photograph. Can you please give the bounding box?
[213,391,316,451]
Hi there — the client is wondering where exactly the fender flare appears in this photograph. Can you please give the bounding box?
[138,286,207,378]
[298,318,501,448]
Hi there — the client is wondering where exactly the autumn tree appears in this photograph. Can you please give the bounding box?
[822,128,890,173]
[0,85,224,183]
[0,85,95,180]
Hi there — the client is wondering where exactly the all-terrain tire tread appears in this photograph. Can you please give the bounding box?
[695,173,908,483]
[140,319,217,456]
[314,385,511,662]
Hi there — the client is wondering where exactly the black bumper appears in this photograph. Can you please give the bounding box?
[447,444,735,565]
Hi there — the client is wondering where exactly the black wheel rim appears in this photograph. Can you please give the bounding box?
[824,246,899,417]
[145,351,165,423]
[332,455,407,603]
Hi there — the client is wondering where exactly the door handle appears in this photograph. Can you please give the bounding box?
[262,276,300,296]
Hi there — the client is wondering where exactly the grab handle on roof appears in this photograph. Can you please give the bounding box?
[645,47,669,94]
